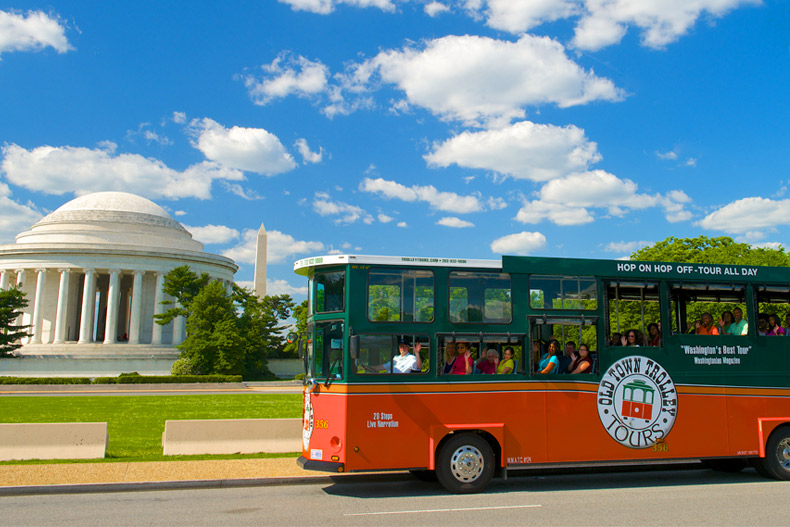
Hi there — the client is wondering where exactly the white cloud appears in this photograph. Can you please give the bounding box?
[312,191,373,224]
[183,224,240,245]
[0,143,243,199]
[172,112,187,124]
[0,197,43,244]
[437,217,474,228]
[490,231,547,255]
[267,278,308,296]
[220,181,264,200]
[244,53,329,105]
[343,34,624,126]
[189,117,296,175]
[571,0,761,51]
[377,213,394,223]
[515,199,595,226]
[278,0,395,14]
[0,9,72,57]
[426,121,601,181]
[604,240,653,254]
[515,170,691,225]
[360,177,489,213]
[425,2,450,16]
[294,138,324,164]
[697,197,790,235]
[656,150,678,160]
[478,0,578,34]
[397,221,407,228]
[222,228,324,265]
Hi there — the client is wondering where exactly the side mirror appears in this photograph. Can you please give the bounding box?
[286,332,298,344]
[350,335,360,359]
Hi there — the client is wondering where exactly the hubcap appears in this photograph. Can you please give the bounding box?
[450,445,484,482]
[777,438,790,471]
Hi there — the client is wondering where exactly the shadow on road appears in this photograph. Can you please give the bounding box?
[321,465,769,499]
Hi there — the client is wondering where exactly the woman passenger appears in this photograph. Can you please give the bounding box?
[719,310,734,334]
[442,342,457,374]
[646,323,661,347]
[497,346,515,374]
[569,343,592,374]
[620,330,641,346]
[766,314,785,336]
[450,341,474,374]
[538,339,561,374]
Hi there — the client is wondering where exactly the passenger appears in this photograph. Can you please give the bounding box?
[538,339,561,374]
[560,341,576,374]
[569,343,593,374]
[450,341,474,375]
[766,314,785,336]
[757,313,769,335]
[442,342,457,374]
[610,332,622,346]
[646,323,661,347]
[620,330,641,346]
[532,339,545,362]
[497,346,515,374]
[696,313,719,335]
[785,313,790,335]
[477,349,499,374]
[719,310,734,334]
[687,319,701,334]
[369,339,422,373]
[729,307,748,335]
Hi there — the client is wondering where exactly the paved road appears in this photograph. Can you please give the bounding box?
[1,468,786,526]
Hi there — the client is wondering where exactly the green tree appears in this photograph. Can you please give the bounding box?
[156,266,295,379]
[627,236,790,333]
[0,286,31,357]
[631,236,790,267]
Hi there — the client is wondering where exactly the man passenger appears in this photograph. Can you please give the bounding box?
[728,307,748,336]
[370,339,422,373]
[559,341,575,374]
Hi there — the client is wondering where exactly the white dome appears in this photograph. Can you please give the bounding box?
[14,192,204,252]
[54,192,171,218]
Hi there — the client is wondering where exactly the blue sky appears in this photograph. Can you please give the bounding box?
[1,0,788,300]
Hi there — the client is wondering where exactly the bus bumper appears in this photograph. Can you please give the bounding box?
[297,456,345,473]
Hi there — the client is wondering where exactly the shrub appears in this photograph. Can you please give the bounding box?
[0,377,91,385]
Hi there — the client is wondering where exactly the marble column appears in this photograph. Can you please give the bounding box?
[30,269,47,344]
[78,269,97,344]
[0,270,9,290]
[128,270,144,344]
[173,301,185,346]
[15,270,28,342]
[53,269,71,344]
[151,272,165,345]
[104,269,121,344]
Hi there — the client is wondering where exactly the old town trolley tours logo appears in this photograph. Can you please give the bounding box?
[596,356,678,449]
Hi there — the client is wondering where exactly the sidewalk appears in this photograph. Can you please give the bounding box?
[0,457,361,495]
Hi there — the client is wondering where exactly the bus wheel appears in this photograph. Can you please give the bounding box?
[702,458,747,472]
[436,433,494,494]
[763,425,790,480]
[409,469,438,482]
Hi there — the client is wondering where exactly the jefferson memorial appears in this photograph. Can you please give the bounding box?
[0,192,238,376]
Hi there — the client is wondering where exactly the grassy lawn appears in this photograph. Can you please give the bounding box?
[0,394,302,464]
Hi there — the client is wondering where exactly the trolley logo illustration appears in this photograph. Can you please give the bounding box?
[302,390,314,452]
[597,356,678,449]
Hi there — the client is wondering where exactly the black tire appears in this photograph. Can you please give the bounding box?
[409,469,438,482]
[762,425,790,480]
[702,458,747,472]
[435,433,495,494]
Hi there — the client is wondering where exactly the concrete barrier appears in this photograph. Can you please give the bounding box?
[163,418,302,456]
[0,423,108,461]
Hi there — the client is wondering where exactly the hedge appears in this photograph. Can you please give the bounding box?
[0,375,243,385]
[0,377,92,385]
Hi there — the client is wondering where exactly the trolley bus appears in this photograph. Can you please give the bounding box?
[294,254,790,493]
